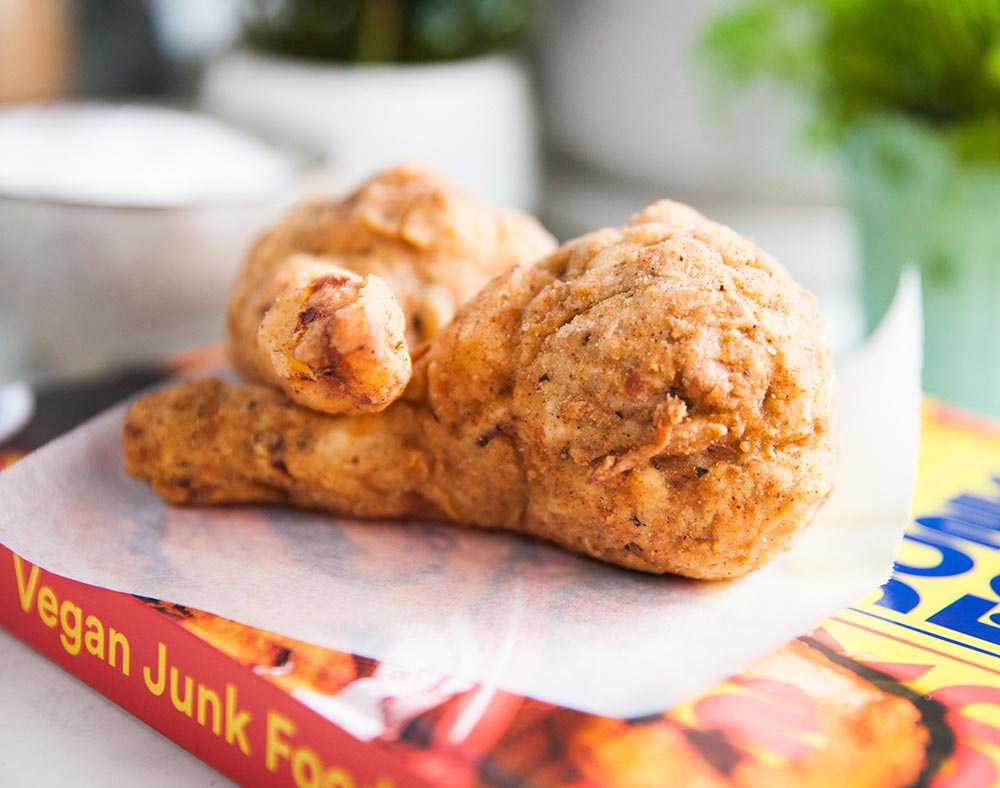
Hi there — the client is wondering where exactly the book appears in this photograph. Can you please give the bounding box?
[2,399,999,787]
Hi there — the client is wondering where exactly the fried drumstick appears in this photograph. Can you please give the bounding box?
[125,201,836,579]
[244,254,411,413]
[228,165,556,414]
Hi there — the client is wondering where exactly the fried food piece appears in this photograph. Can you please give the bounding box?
[248,254,410,414]
[125,201,836,578]
[227,164,556,413]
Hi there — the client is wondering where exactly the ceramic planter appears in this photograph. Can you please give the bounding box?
[199,49,539,209]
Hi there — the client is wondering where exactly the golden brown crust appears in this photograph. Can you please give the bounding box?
[226,164,556,414]
[122,378,443,520]
[233,254,412,414]
[126,200,836,579]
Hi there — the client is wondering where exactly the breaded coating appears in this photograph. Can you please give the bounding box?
[250,254,410,414]
[227,164,556,413]
[126,201,836,579]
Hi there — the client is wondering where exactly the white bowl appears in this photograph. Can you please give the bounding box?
[0,103,303,383]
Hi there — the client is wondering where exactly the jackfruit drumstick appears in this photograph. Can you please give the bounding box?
[227,164,556,413]
[125,201,836,579]
[234,253,410,414]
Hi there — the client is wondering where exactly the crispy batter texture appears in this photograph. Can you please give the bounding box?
[247,254,410,413]
[227,164,556,413]
[126,201,836,579]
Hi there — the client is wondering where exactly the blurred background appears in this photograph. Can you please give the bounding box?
[0,0,997,422]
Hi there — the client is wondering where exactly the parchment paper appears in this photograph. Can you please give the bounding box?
[0,273,922,719]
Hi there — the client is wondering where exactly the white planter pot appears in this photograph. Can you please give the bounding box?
[200,49,540,209]
[539,0,840,203]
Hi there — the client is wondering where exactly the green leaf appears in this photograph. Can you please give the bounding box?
[700,0,1000,161]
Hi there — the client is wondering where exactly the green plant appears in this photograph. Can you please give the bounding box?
[701,0,1000,161]
[240,0,535,63]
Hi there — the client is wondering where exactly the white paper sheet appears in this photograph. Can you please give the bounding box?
[0,273,922,719]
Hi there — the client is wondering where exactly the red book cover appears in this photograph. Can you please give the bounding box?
[0,544,431,788]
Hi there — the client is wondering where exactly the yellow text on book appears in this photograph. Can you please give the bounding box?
[13,553,130,675]
[143,641,253,755]
[267,710,394,788]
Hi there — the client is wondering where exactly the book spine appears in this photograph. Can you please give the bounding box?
[0,543,433,788]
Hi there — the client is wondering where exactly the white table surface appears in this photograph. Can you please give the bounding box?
[0,621,235,786]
